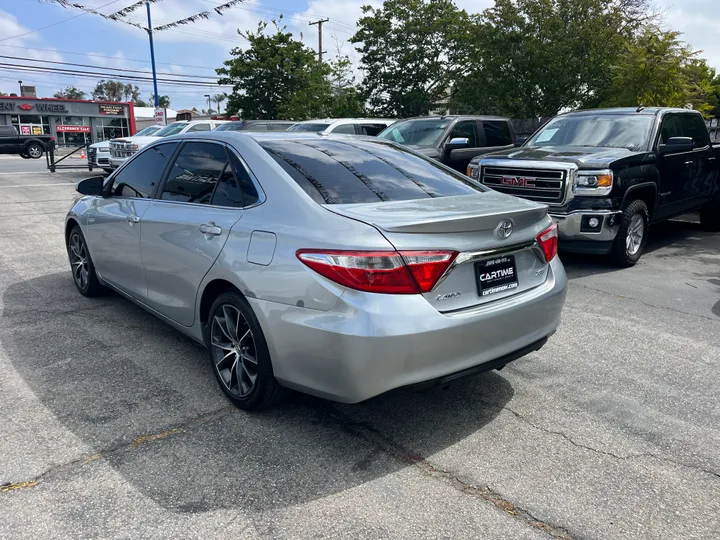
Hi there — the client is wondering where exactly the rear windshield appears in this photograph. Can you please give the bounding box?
[259,139,483,204]
[154,123,187,137]
[214,123,246,131]
[287,123,332,132]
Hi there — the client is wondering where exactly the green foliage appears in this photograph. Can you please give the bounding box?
[53,86,87,100]
[325,54,365,117]
[92,80,141,102]
[134,98,148,107]
[150,94,171,108]
[602,27,718,115]
[351,0,472,117]
[213,94,226,114]
[217,20,333,120]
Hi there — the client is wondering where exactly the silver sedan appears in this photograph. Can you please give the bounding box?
[66,132,567,409]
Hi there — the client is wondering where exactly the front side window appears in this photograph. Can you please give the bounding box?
[449,121,478,146]
[660,114,683,143]
[378,119,450,148]
[110,142,179,198]
[680,114,710,147]
[161,142,227,204]
[359,124,386,136]
[529,114,654,150]
[260,138,483,205]
[483,120,513,146]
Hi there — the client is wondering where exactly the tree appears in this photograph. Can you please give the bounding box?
[54,86,86,100]
[326,51,365,117]
[452,0,657,118]
[602,27,718,115]
[92,80,141,102]
[351,0,472,117]
[213,94,226,114]
[150,94,171,108]
[0,92,7,97]
[134,98,148,107]
[217,20,332,119]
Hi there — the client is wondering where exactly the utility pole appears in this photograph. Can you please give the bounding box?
[308,18,329,63]
[145,1,159,108]
[205,94,211,113]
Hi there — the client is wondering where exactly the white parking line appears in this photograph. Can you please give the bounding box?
[0,182,76,188]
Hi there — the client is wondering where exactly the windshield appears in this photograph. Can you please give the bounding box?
[288,122,332,132]
[527,115,654,150]
[378,119,450,148]
[214,122,246,131]
[154,123,187,137]
[134,126,161,137]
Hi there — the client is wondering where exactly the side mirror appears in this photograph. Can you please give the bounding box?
[515,136,528,147]
[658,136,694,155]
[445,137,470,150]
[76,176,104,196]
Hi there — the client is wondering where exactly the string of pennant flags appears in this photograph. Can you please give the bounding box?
[38,0,247,33]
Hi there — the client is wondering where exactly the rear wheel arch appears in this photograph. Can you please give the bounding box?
[199,279,243,327]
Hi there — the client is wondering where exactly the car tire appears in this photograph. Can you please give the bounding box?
[27,143,43,159]
[610,199,650,267]
[699,191,720,232]
[206,291,288,410]
[67,226,104,297]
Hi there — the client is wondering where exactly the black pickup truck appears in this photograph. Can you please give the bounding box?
[0,124,53,159]
[468,108,720,266]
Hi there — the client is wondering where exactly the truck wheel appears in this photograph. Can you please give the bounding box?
[610,199,649,267]
[699,192,720,232]
[27,143,43,159]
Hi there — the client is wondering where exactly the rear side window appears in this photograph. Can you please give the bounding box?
[211,152,260,208]
[330,124,356,134]
[449,121,478,146]
[111,142,178,198]
[187,123,211,132]
[161,142,227,204]
[483,121,513,146]
[270,123,292,131]
[260,139,483,204]
[680,114,710,147]
[0,125,17,136]
[359,124,386,136]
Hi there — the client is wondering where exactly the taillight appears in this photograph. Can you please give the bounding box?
[536,223,558,262]
[296,250,457,294]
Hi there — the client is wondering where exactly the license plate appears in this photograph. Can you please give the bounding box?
[476,255,518,297]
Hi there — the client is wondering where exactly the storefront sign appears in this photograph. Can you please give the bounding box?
[56,125,92,133]
[20,126,30,135]
[0,102,67,113]
[99,104,124,115]
[154,108,167,126]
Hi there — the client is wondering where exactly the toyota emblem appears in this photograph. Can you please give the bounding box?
[496,220,513,239]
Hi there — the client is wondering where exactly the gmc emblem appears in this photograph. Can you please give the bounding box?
[501,176,536,187]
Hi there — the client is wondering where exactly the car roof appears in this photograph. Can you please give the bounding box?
[561,107,699,117]
[395,115,510,122]
[293,118,396,125]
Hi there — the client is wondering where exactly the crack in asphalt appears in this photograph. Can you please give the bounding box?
[317,403,575,540]
[0,405,235,494]
[574,284,720,323]
[484,401,720,482]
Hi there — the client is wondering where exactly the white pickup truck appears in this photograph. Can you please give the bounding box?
[109,120,228,169]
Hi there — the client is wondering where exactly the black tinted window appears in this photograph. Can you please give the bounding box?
[111,142,178,198]
[660,114,683,143]
[483,120,513,146]
[270,123,292,131]
[0,125,16,136]
[681,114,710,147]
[331,124,356,134]
[359,124,386,136]
[260,139,483,204]
[450,121,478,146]
[211,152,259,207]
[161,142,227,204]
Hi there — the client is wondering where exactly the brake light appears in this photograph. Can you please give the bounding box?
[296,250,457,294]
[536,223,558,262]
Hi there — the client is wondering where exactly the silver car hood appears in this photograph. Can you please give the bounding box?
[326,192,547,234]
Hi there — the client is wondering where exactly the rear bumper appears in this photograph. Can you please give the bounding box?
[550,210,621,254]
[251,257,567,403]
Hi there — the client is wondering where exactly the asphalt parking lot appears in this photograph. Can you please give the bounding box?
[1,155,719,539]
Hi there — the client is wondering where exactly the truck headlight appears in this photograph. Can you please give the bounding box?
[574,170,613,196]
[467,165,479,179]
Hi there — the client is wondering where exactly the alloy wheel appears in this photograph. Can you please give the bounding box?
[69,232,89,290]
[28,146,42,158]
[210,304,258,398]
[626,213,645,256]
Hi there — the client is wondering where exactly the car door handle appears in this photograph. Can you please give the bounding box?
[684,161,694,166]
[199,222,222,236]
[126,214,140,224]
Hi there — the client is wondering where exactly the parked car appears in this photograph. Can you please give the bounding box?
[288,118,395,136]
[89,126,163,173]
[109,120,228,168]
[66,132,567,409]
[378,115,517,172]
[469,107,720,266]
[0,124,52,159]
[215,120,295,132]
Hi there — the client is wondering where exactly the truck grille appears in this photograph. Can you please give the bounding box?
[481,166,567,204]
[109,142,137,159]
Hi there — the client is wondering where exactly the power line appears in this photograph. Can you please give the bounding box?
[0,0,124,43]
[0,74,223,95]
[0,55,218,80]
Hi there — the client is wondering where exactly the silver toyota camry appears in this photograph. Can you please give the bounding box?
[66,132,567,409]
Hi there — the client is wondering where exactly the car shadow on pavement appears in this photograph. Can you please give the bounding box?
[2,271,514,513]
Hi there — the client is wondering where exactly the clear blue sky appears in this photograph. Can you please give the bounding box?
[1,0,718,111]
